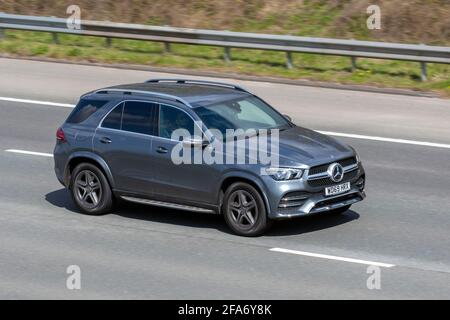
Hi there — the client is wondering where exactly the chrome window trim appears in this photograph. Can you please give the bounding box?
[157,103,206,143]
[97,99,206,141]
[98,100,158,137]
[99,100,122,130]
[98,126,153,139]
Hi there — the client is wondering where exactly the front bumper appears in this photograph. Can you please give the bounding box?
[271,188,365,219]
[264,163,366,219]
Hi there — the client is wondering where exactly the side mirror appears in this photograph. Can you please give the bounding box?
[182,138,209,148]
[283,114,292,122]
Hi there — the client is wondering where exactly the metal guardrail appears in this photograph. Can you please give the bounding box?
[1,13,449,81]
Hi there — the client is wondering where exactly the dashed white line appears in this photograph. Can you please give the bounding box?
[0,96,75,108]
[5,149,53,157]
[1,96,450,150]
[317,131,450,150]
[269,248,395,268]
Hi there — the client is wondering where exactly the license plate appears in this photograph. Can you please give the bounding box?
[325,182,350,196]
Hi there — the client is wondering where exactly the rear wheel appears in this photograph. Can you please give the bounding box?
[328,205,351,215]
[222,182,272,236]
[70,163,114,215]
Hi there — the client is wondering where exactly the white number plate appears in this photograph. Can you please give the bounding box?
[325,182,350,196]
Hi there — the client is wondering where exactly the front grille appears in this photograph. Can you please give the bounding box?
[278,191,310,208]
[308,157,357,176]
[308,169,358,187]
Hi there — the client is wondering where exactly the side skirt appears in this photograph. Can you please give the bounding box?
[120,196,218,214]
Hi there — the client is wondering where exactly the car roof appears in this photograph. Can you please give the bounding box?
[99,81,251,107]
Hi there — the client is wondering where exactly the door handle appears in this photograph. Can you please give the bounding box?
[100,137,112,144]
[156,146,168,154]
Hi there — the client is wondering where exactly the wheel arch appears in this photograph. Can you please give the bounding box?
[218,172,270,216]
[64,151,115,188]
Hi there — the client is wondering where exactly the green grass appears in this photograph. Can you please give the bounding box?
[1,30,449,96]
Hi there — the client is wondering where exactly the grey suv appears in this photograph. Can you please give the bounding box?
[54,79,365,236]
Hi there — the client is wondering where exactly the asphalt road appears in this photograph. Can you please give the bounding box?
[0,57,449,299]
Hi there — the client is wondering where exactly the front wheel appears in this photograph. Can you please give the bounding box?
[222,182,272,237]
[70,163,114,215]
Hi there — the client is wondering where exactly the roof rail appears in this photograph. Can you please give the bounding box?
[145,78,248,93]
[94,88,192,107]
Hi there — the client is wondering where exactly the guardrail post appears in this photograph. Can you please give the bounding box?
[420,62,427,81]
[224,47,231,63]
[164,42,171,53]
[52,33,59,44]
[50,16,59,44]
[286,52,293,69]
[105,37,112,47]
[351,57,357,72]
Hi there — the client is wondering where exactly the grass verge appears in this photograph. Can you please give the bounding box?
[1,30,449,96]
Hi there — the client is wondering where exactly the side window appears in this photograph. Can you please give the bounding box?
[159,105,195,139]
[121,101,157,135]
[102,102,123,130]
[66,99,109,124]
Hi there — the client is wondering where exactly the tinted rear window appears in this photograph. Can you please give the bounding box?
[121,101,158,135]
[102,103,123,130]
[66,99,109,124]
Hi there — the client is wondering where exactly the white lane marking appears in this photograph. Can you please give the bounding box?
[269,248,395,268]
[0,96,75,108]
[1,95,449,150]
[317,131,450,150]
[5,149,53,157]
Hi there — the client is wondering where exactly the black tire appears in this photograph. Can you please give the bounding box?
[222,182,272,236]
[328,205,351,215]
[69,163,114,215]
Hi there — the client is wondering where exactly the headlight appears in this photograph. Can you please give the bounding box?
[265,167,303,181]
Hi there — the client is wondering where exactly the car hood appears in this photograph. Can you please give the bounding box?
[222,126,354,168]
[273,126,354,167]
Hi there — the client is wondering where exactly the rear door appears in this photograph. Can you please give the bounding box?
[93,100,158,195]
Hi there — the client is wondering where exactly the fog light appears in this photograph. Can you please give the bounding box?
[356,177,365,191]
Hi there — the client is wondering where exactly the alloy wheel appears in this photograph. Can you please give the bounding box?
[227,190,258,230]
[74,170,102,209]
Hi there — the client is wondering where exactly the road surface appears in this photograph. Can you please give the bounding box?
[0,58,449,299]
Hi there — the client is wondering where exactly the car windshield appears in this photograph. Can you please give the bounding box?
[193,96,291,137]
